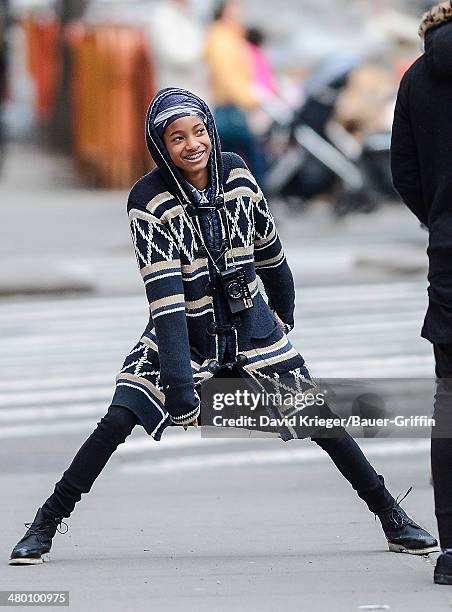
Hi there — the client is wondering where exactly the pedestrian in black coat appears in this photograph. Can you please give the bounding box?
[391,0,452,585]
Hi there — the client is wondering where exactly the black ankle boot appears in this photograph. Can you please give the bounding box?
[9,507,68,565]
[434,553,452,585]
[377,489,438,555]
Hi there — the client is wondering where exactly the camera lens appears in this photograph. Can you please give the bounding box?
[227,281,243,299]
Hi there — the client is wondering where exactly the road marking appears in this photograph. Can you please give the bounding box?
[119,439,431,474]
[0,386,113,407]
[0,402,105,422]
[0,371,114,391]
[0,281,435,440]
[0,280,427,317]
[116,430,276,455]
[0,419,98,438]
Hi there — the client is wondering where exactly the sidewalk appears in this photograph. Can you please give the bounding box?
[0,144,133,296]
[0,144,429,298]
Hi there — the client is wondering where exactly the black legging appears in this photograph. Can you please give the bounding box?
[43,405,139,519]
[42,404,394,520]
[432,344,452,549]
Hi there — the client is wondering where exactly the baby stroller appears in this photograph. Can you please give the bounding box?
[263,53,396,216]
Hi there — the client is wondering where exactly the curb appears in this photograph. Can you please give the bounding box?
[355,253,427,275]
[0,282,94,298]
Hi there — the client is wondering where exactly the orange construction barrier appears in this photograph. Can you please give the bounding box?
[23,15,61,121]
[24,16,155,188]
[68,23,155,188]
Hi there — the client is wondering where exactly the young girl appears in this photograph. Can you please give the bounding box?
[9,88,437,565]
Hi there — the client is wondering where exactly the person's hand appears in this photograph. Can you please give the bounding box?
[183,418,198,431]
[272,310,293,335]
[165,387,200,429]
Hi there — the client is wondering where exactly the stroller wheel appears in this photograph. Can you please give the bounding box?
[283,194,310,212]
[333,189,379,217]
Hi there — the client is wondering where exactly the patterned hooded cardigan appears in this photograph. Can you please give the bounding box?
[112,88,315,441]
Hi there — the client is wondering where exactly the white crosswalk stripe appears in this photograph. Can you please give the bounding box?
[0,280,435,471]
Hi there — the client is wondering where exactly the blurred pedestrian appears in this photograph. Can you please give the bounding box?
[204,1,265,183]
[245,27,275,99]
[8,87,437,566]
[145,0,208,99]
[0,0,9,169]
[0,0,7,99]
[244,26,278,139]
[391,0,452,586]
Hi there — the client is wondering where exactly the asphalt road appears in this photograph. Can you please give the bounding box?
[1,145,450,611]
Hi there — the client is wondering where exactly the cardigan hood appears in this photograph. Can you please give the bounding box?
[145,88,224,206]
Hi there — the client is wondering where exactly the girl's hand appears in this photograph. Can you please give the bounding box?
[272,310,293,335]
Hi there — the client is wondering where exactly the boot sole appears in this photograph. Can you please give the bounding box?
[388,542,440,555]
[434,573,452,585]
[8,553,50,566]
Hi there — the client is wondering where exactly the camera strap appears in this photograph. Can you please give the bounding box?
[183,192,237,275]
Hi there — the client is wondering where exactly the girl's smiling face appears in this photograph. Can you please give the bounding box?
[163,115,212,186]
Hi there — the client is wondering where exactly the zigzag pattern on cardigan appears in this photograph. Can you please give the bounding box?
[112,152,306,438]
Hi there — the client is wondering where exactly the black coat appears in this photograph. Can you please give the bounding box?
[391,20,452,344]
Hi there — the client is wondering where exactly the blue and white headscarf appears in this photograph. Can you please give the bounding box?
[154,93,208,139]
[146,88,224,207]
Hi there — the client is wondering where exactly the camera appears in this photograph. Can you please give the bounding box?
[218,267,254,315]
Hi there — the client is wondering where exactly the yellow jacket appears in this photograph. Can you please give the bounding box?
[204,21,257,109]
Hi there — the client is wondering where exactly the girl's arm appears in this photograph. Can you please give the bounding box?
[254,191,296,330]
[128,195,200,427]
